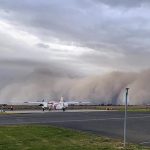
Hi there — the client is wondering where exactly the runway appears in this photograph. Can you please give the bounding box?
[0,110,150,146]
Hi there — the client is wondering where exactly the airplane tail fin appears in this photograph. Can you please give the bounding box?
[60,96,64,102]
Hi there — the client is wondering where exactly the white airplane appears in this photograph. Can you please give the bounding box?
[24,97,89,111]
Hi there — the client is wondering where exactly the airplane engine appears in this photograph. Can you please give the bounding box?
[39,104,43,106]
[63,102,68,108]
[43,102,48,108]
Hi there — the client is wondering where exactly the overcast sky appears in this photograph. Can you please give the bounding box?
[0,0,150,76]
[1,0,150,104]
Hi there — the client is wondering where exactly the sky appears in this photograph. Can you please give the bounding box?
[0,0,150,104]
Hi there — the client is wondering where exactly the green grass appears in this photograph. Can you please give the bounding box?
[0,125,148,150]
[118,107,150,112]
[93,106,150,112]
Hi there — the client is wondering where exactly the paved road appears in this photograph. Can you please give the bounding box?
[0,111,150,146]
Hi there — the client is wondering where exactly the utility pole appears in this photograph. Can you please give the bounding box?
[124,88,129,148]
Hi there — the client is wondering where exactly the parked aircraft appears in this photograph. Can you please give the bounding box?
[24,97,90,111]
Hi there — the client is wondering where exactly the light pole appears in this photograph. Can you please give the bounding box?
[124,88,129,148]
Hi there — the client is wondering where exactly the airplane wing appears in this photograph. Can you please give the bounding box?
[66,101,91,105]
[24,101,47,107]
[24,99,45,104]
[66,101,79,105]
[79,101,91,104]
[24,101,45,106]
[24,101,43,104]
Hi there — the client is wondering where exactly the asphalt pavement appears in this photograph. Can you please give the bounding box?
[0,110,149,146]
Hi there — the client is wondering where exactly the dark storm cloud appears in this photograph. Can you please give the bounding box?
[36,43,49,49]
[1,0,150,58]
[0,0,150,104]
[1,0,149,71]
[0,58,82,103]
[1,69,150,105]
[95,0,150,8]
[0,59,81,78]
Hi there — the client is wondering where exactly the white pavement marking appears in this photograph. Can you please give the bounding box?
[43,115,150,123]
[3,109,113,114]
[4,110,46,114]
[1,115,150,125]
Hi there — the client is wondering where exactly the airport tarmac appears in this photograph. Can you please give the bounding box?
[3,109,111,113]
[0,110,150,146]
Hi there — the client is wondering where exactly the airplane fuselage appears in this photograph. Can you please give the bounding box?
[47,101,68,110]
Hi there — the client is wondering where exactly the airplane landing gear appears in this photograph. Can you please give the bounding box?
[62,107,65,112]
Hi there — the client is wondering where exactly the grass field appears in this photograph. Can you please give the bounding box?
[69,105,150,112]
[92,106,150,112]
[0,125,148,150]
[1,105,150,113]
